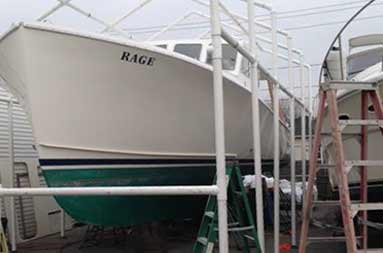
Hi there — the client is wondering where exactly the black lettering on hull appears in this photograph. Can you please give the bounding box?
[120,51,156,67]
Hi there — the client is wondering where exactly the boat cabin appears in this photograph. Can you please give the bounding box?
[150,40,253,87]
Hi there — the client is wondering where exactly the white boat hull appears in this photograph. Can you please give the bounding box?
[0,23,289,163]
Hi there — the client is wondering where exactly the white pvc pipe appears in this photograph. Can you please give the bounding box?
[221,29,255,63]
[271,11,280,253]
[300,54,307,202]
[57,0,129,38]
[0,186,219,196]
[101,0,153,33]
[288,36,297,247]
[306,65,313,165]
[8,101,16,252]
[36,0,70,21]
[242,0,272,11]
[210,1,229,253]
[146,12,196,41]
[248,0,265,251]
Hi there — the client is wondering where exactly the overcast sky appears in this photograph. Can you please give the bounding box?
[0,0,381,97]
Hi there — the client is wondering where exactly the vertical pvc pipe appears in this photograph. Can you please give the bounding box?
[288,36,297,247]
[8,101,16,252]
[60,208,65,238]
[209,1,229,253]
[307,66,313,166]
[248,0,265,251]
[271,11,280,253]
[300,55,307,204]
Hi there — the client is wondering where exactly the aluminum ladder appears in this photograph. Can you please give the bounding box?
[193,165,261,253]
[299,80,383,253]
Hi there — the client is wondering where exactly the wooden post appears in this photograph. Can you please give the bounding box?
[298,90,327,253]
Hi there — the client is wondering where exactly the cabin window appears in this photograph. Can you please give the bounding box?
[347,48,383,77]
[156,44,167,49]
[174,44,202,60]
[241,57,250,77]
[206,44,237,70]
[338,114,350,120]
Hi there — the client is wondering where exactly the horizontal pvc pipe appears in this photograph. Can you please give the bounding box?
[221,28,256,63]
[0,186,219,196]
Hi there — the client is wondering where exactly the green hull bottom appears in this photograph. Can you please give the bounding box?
[42,166,215,226]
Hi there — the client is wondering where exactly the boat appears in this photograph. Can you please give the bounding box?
[322,34,383,194]
[0,22,290,226]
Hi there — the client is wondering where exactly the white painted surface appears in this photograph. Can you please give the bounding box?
[0,23,290,161]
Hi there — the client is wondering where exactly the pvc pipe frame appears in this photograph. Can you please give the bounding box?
[288,36,297,247]
[0,186,219,196]
[8,101,16,252]
[209,1,229,253]
[247,0,265,250]
[300,54,307,204]
[271,11,281,253]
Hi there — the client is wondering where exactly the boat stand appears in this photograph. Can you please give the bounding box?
[298,80,383,253]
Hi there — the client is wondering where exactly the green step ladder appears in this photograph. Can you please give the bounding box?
[193,165,262,253]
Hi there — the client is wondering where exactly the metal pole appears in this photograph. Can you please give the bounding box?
[288,36,297,247]
[210,1,229,252]
[8,100,16,252]
[271,11,280,253]
[300,54,307,203]
[248,0,265,251]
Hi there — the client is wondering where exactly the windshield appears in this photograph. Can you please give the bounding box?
[206,44,237,70]
[174,44,202,60]
[347,47,383,77]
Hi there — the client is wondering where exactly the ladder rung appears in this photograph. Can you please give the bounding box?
[346,160,383,167]
[204,211,215,219]
[307,236,362,244]
[317,164,336,169]
[313,200,340,206]
[197,237,208,245]
[313,200,360,206]
[228,225,254,232]
[339,119,383,127]
[321,81,377,90]
[321,132,360,137]
[351,203,383,212]
[357,249,383,253]
[307,236,353,243]
[234,191,244,196]
[243,234,255,241]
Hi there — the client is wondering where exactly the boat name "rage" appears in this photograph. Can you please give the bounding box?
[121,51,156,66]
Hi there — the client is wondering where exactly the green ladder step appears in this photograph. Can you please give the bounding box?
[192,165,262,253]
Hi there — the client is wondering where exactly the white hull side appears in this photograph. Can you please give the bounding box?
[0,23,289,161]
